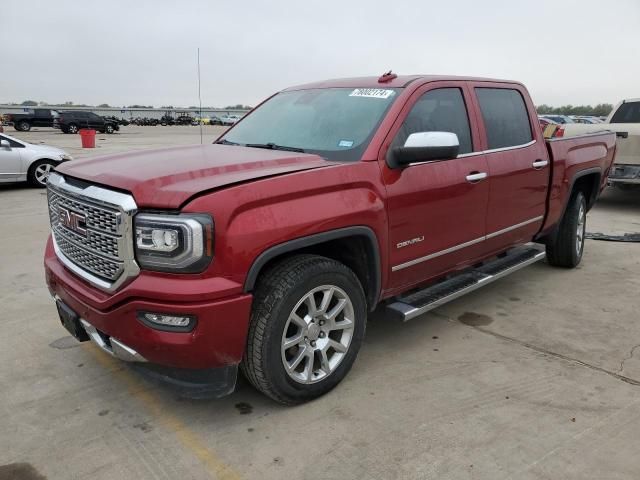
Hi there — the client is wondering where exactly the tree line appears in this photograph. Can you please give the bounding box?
[536,104,613,116]
[9,100,251,109]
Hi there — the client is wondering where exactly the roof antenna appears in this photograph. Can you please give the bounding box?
[197,47,203,145]
[378,70,397,83]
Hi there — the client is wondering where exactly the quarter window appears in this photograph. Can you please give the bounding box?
[391,88,473,155]
[476,88,533,149]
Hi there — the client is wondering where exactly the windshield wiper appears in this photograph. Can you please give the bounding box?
[214,139,239,145]
[245,142,305,153]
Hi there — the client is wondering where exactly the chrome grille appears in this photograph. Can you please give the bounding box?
[47,173,139,291]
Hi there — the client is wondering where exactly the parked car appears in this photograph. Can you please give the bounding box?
[175,113,195,126]
[563,98,640,188]
[0,133,72,187]
[540,114,574,124]
[44,74,615,404]
[209,115,222,125]
[571,116,603,124]
[5,108,59,131]
[220,114,240,125]
[159,113,175,126]
[54,111,120,134]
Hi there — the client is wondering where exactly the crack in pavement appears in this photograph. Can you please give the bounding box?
[617,344,640,375]
[433,312,640,388]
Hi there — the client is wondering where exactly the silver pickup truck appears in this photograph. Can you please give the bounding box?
[563,99,640,188]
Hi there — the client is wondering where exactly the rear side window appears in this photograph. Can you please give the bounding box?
[610,102,640,123]
[476,88,533,149]
[392,88,473,154]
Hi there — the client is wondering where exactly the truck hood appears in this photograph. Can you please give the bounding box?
[56,144,333,208]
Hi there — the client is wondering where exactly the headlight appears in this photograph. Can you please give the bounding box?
[59,153,73,161]
[134,213,214,272]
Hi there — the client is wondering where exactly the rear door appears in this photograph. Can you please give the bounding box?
[33,109,51,127]
[469,84,549,253]
[382,82,490,292]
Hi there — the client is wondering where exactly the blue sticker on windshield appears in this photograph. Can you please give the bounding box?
[338,140,354,148]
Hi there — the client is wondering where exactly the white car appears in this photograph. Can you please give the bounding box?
[220,115,240,126]
[0,133,73,187]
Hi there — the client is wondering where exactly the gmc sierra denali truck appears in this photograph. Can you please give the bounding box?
[44,74,616,404]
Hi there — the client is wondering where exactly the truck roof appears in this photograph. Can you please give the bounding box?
[284,74,521,91]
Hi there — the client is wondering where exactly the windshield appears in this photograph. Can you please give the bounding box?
[610,102,640,123]
[220,87,400,161]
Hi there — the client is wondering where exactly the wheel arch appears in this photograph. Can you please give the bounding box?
[244,226,382,311]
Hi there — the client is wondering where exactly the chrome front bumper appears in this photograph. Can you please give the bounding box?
[80,319,147,363]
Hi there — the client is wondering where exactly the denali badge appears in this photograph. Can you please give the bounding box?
[397,236,424,249]
[59,207,87,236]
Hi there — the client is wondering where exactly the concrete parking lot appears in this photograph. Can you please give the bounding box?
[1,126,640,480]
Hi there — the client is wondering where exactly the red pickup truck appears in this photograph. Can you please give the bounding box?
[44,74,616,404]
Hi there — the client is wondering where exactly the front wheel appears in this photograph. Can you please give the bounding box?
[16,121,31,132]
[546,191,587,268]
[105,124,114,134]
[241,255,367,404]
[28,160,57,187]
[67,124,79,134]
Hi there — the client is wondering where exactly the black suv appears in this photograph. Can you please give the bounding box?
[54,111,120,134]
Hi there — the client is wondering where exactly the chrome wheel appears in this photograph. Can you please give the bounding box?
[576,203,585,256]
[69,125,78,134]
[34,163,53,185]
[281,285,355,384]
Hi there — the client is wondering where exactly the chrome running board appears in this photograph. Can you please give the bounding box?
[387,244,546,322]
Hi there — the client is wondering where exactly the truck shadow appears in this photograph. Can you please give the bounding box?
[596,186,640,214]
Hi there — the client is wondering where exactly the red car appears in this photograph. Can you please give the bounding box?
[45,74,616,404]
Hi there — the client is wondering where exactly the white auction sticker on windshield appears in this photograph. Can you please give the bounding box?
[349,88,395,99]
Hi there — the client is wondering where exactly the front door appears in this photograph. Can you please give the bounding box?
[0,135,22,182]
[382,83,490,293]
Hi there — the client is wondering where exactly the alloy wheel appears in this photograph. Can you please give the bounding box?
[281,285,355,384]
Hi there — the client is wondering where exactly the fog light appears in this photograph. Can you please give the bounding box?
[138,311,196,332]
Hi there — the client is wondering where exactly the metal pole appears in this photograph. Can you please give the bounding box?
[197,47,203,145]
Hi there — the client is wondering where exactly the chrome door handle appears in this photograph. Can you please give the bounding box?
[532,159,549,169]
[466,172,488,183]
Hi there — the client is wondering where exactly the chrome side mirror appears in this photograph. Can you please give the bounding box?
[388,131,460,168]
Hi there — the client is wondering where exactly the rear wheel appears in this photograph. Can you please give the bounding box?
[28,160,57,187]
[546,191,587,268]
[241,255,367,404]
[105,124,115,134]
[67,124,79,134]
[16,120,31,132]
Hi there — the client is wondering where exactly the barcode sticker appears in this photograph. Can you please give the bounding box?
[349,88,395,99]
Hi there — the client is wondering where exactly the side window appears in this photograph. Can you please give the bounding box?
[392,88,473,154]
[0,135,25,148]
[475,88,533,149]
[34,109,50,117]
[610,102,640,123]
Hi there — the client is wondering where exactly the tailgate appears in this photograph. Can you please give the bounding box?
[563,123,640,166]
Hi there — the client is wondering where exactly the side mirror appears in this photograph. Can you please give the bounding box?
[0,140,10,149]
[388,132,460,168]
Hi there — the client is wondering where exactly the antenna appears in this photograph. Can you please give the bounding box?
[197,47,203,145]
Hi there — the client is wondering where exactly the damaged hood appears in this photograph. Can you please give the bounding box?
[56,144,332,208]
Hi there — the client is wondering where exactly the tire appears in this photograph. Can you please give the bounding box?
[546,190,587,268]
[67,124,79,134]
[16,121,31,132]
[28,159,57,188]
[105,124,114,134]
[241,254,367,405]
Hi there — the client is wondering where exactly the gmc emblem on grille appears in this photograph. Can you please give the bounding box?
[59,207,87,236]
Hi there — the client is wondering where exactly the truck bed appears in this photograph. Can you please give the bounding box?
[541,131,617,232]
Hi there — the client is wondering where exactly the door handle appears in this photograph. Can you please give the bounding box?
[466,172,488,183]
[532,159,549,169]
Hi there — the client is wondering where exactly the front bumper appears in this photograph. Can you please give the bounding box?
[609,164,640,185]
[45,236,253,375]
